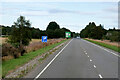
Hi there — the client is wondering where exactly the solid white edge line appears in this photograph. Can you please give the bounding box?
[82,39,120,57]
[34,39,73,80]
[99,74,103,78]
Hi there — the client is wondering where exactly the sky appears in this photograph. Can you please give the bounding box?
[0,0,118,33]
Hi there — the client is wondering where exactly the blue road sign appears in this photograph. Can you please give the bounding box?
[42,36,47,42]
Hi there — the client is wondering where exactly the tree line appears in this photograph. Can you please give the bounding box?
[1,17,79,39]
[80,22,120,42]
[1,16,79,58]
[1,16,79,47]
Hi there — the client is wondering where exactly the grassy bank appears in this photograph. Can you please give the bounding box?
[2,39,69,78]
[84,38,120,53]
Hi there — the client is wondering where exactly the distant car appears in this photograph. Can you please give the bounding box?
[76,37,80,39]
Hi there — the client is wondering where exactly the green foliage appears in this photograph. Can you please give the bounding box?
[80,22,107,39]
[54,29,62,38]
[46,21,60,30]
[46,29,55,38]
[1,19,79,40]
[7,16,32,47]
[80,23,119,42]
[2,39,68,78]
[84,39,119,52]
[104,30,120,42]
[1,25,12,35]
[46,21,72,38]
[72,32,80,38]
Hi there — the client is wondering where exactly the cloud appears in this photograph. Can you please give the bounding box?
[19,8,97,17]
[100,15,117,19]
[49,9,77,13]
[104,7,118,13]
[20,11,50,16]
[49,9,97,15]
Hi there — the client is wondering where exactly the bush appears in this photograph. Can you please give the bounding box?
[2,43,21,59]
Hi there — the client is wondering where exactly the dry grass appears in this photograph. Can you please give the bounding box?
[86,38,120,47]
[2,39,67,78]
[0,37,7,45]
[2,56,14,61]
[30,39,41,43]
[2,38,65,61]
[25,38,65,53]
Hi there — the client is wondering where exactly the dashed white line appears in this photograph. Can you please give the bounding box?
[90,59,92,62]
[87,55,89,57]
[34,39,73,80]
[99,74,103,78]
[93,65,96,68]
[85,53,87,54]
[82,39,120,57]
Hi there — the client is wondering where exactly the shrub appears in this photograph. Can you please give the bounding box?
[2,43,20,59]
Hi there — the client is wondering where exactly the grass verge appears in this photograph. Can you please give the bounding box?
[2,39,69,78]
[84,38,120,53]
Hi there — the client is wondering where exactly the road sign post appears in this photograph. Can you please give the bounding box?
[42,36,47,43]
[65,32,71,38]
[42,36,47,51]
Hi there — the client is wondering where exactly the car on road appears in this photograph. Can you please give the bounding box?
[76,36,80,39]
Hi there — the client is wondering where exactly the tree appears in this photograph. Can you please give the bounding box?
[46,21,60,30]
[1,25,12,35]
[46,29,55,38]
[8,16,31,55]
[54,29,61,38]
[80,22,107,39]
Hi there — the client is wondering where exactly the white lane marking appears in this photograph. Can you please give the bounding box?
[94,65,96,68]
[90,59,92,62]
[87,55,89,57]
[34,39,73,80]
[85,53,87,54]
[82,39,120,57]
[99,74,103,78]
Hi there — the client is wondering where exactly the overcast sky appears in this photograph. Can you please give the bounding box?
[0,1,118,33]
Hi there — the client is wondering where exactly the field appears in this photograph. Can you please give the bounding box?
[85,38,120,47]
[0,37,43,45]
[84,38,120,53]
[2,39,68,78]
[0,37,7,45]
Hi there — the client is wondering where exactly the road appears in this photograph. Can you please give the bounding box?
[25,38,119,79]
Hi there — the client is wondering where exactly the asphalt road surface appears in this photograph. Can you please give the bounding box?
[25,38,119,79]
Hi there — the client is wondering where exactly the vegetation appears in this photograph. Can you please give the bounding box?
[46,21,60,30]
[102,29,120,42]
[1,20,79,39]
[80,22,120,42]
[84,38,120,52]
[2,39,68,78]
[1,16,76,78]
[7,16,32,47]
[80,22,106,39]
[1,15,80,61]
